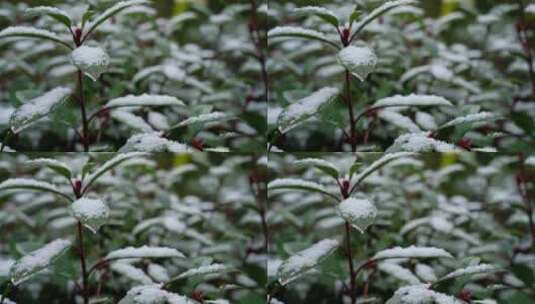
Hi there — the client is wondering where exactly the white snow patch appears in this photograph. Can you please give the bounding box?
[105,246,185,260]
[372,246,453,260]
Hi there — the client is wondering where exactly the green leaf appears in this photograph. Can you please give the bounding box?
[349,8,362,25]
[278,87,340,134]
[26,6,72,29]
[0,26,73,49]
[83,0,150,41]
[511,264,534,287]
[0,178,72,201]
[277,239,339,285]
[352,0,417,37]
[267,178,336,199]
[511,112,534,134]
[9,239,72,285]
[81,10,95,29]
[353,152,416,187]
[10,87,72,134]
[293,6,340,28]
[268,26,340,49]
[26,158,72,180]
[294,158,340,179]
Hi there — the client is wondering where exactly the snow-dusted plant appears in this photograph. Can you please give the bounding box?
[267,1,531,152]
[265,153,525,304]
[0,153,267,303]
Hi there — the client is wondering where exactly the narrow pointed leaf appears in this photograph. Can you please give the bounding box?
[268,178,334,198]
[26,6,72,28]
[0,178,71,201]
[172,112,232,128]
[26,158,72,180]
[105,246,185,260]
[294,158,340,179]
[105,94,185,109]
[353,0,417,36]
[268,26,339,49]
[372,246,453,260]
[353,152,416,186]
[83,0,150,40]
[0,26,72,49]
[293,6,339,28]
[371,94,453,109]
[174,264,230,280]
[82,152,148,193]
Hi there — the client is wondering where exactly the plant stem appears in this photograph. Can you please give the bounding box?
[0,282,11,304]
[249,0,269,101]
[345,70,357,152]
[77,70,89,152]
[0,130,11,152]
[77,221,89,304]
[345,221,357,304]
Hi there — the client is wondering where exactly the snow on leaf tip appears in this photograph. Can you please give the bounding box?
[387,133,458,153]
[278,87,339,133]
[70,198,110,233]
[337,196,377,233]
[277,239,339,285]
[26,158,72,179]
[441,112,499,129]
[337,45,377,81]
[9,239,71,285]
[175,264,230,280]
[173,112,232,128]
[71,46,110,81]
[10,87,72,134]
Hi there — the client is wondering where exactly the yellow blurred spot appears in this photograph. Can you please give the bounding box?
[173,154,192,166]
[440,153,457,167]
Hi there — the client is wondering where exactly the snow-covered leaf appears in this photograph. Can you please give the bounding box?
[10,87,72,133]
[337,45,377,81]
[378,110,421,133]
[278,87,339,133]
[386,284,465,304]
[70,46,110,81]
[82,152,148,194]
[119,285,195,304]
[26,158,72,180]
[353,0,418,36]
[353,152,416,186]
[293,6,339,28]
[371,94,453,109]
[0,26,72,49]
[277,239,339,285]
[293,158,340,179]
[26,6,72,28]
[172,112,232,128]
[337,196,377,233]
[387,133,457,153]
[0,178,71,201]
[9,239,71,285]
[84,0,150,40]
[174,264,230,280]
[119,133,191,153]
[69,198,109,233]
[110,262,153,285]
[105,246,185,260]
[111,111,154,133]
[372,246,453,260]
[441,112,499,129]
[378,263,421,284]
[105,94,185,109]
[439,264,498,281]
[268,26,339,49]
